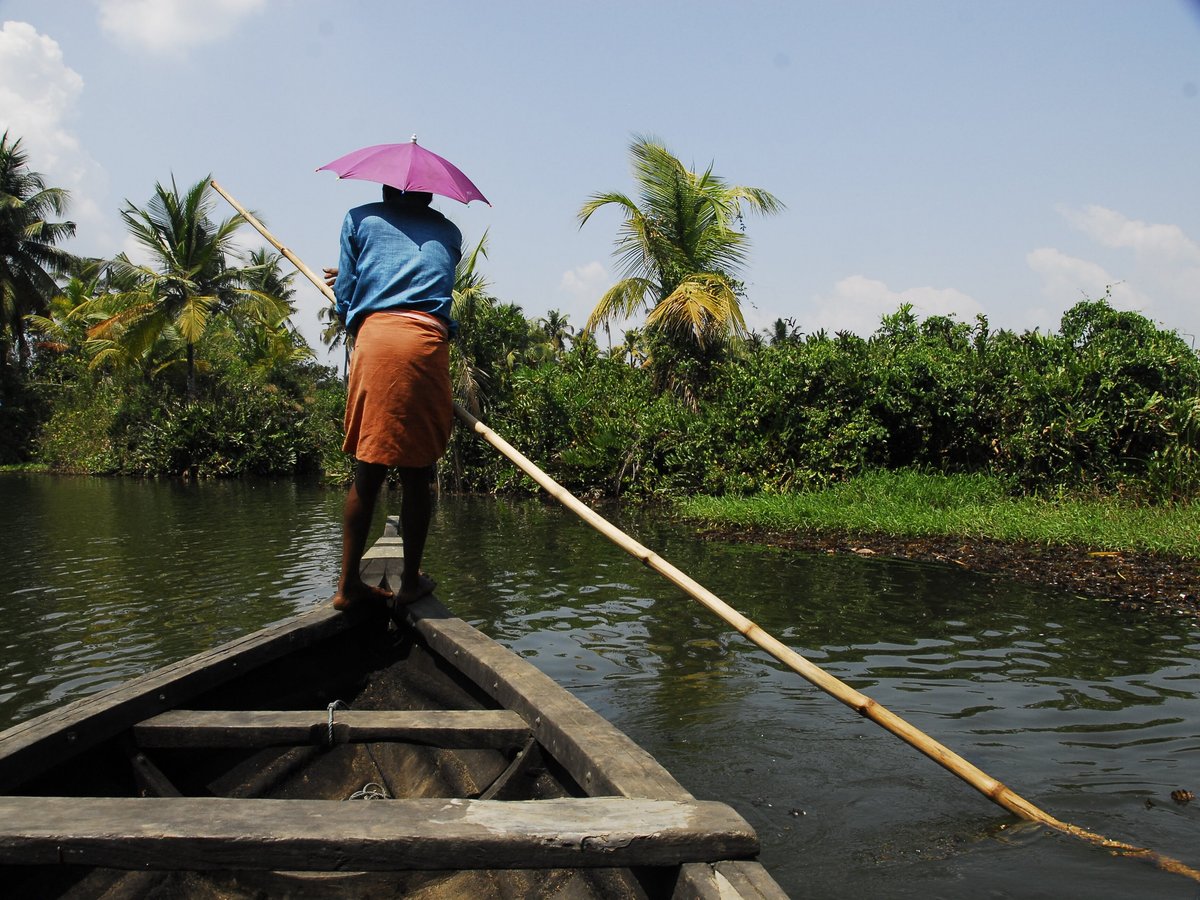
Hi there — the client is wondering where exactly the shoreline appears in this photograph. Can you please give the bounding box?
[694,524,1200,620]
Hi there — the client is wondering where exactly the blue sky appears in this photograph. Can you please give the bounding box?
[2,0,1198,363]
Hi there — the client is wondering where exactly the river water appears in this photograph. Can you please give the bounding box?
[1,474,1198,898]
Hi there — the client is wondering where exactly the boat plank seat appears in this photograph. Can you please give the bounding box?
[360,538,404,589]
[0,606,353,792]
[0,796,758,871]
[134,709,532,750]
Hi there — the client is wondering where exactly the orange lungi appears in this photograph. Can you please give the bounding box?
[342,311,452,467]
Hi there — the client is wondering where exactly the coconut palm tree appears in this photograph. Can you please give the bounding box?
[241,248,297,312]
[537,309,574,358]
[578,135,782,351]
[0,132,76,378]
[25,260,110,364]
[93,177,288,397]
[450,231,494,414]
[613,327,648,368]
[317,303,348,379]
[225,248,313,382]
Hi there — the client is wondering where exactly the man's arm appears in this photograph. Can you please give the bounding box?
[332,214,358,325]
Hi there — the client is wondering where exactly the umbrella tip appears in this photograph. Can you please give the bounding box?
[410,134,418,143]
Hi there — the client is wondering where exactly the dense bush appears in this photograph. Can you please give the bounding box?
[34,352,345,479]
[24,295,1200,503]
[460,299,1200,502]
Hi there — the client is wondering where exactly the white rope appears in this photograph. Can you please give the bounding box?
[348,782,390,800]
[327,699,349,746]
[327,699,392,799]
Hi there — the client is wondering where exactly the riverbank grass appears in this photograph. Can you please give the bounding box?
[678,470,1200,558]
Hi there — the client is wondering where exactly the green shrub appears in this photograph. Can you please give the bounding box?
[454,298,1200,502]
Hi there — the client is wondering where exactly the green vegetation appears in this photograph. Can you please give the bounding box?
[3,132,1199,541]
[6,159,337,478]
[460,299,1200,506]
[0,132,77,463]
[678,470,1200,557]
[578,135,783,405]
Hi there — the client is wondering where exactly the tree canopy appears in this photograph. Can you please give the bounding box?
[90,177,289,395]
[0,132,76,377]
[578,135,783,350]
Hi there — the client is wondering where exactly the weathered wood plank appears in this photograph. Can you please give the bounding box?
[0,796,758,871]
[361,543,404,560]
[0,606,357,791]
[675,860,793,900]
[477,737,539,800]
[358,556,391,589]
[134,709,531,750]
[128,750,182,798]
[361,525,404,591]
[403,599,692,801]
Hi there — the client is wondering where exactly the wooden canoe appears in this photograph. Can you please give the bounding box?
[0,523,787,899]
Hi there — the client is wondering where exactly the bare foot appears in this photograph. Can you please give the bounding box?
[332,581,394,612]
[395,573,437,606]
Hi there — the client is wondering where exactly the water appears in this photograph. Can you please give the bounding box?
[1,475,1198,898]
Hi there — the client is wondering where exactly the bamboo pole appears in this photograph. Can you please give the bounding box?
[452,406,1199,880]
[211,178,1200,884]
[210,180,336,306]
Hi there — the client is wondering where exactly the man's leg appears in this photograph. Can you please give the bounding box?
[332,460,392,610]
[396,465,437,602]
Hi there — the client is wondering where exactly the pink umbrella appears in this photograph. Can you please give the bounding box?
[316,136,490,206]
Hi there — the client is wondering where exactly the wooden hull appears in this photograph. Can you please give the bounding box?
[0,531,787,899]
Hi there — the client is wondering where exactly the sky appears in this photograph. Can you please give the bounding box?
[1,0,1199,365]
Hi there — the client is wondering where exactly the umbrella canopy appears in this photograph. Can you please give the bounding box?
[317,136,489,206]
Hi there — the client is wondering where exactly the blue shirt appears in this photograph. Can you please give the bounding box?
[334,200,463,337]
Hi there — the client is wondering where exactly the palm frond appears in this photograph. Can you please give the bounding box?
[584,277,654,335]
[647,273,746,347]
[175,294,217,344]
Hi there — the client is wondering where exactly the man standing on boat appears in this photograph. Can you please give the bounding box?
[325,185,462,611]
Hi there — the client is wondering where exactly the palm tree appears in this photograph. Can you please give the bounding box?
[450,231,494,415]
[241,248,297,312]
[770,316,802,345]
[537,309,574,358]
[0,132,76,379]
[25,259,110,364]
[317,303,348,379]
[613,327,648,368]
[93,177,288,397]
[577,135,782,351]
[226,249,313,382]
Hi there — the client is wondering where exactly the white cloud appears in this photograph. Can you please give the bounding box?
[96,0,269,55]
[0,21,111,252]
[559,260,608,298]
[807,275,985,337]
[556,260,610,330]
[1028,247,1118,300]
[1058,204,1200,265]
[0,22,81,149]
[1025,247,1155,328]
[1038,205,1200,336]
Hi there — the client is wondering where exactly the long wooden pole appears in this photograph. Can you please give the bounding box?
[210,180,336,305]
[212,178,1200,884]
[451,406,1199,880]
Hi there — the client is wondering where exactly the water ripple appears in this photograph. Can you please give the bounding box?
[4,483,1200,899]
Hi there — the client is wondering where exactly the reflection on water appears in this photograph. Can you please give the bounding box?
[0,475,347,720]
[2,478,1198,898]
